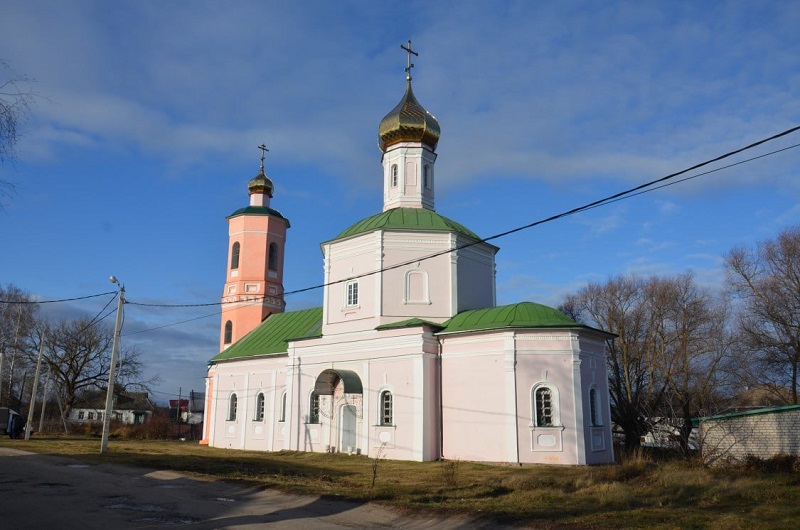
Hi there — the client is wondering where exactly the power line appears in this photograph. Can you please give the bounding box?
[122,310,220,336]
[126,124,800,308]
[9,125,800,336]
[0,290,117,304]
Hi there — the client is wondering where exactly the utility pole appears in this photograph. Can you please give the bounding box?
[100,277,125,454]
[38,365,51,433]
[25,334,45,440]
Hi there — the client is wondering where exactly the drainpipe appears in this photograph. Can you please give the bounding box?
[437,333,444,460]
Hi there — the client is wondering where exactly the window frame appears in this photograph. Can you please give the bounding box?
[254,392,266,422]
[228,393,238,421]
[532,384,560,428]
[308,391,320,424]
[230,242,240,270]
[278,390,287,422]
[345,280,359,307]
[268,242,279,271]
[589,387,601,426]
[224,320,233,344]
[379,390,393,426]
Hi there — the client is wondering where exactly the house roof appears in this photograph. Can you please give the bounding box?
[439,301,604,335]
[75,391,155,411]
[211,307,323,363]
[329,207,481,242]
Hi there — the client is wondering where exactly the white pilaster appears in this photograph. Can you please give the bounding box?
[504,334,519,463]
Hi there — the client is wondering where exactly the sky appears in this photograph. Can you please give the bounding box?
[1,1,800,405]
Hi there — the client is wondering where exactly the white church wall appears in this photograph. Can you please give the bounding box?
[577,337,615,465]
[322,233,381,335]
[440,333,514,463]
[381,231,455,322]
[291,327,440,461]
[454,242,497,312]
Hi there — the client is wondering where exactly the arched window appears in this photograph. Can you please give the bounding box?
[309,392,320,424]
[268,243,278,271]
[379,390,393,426]
[228,393,238,421]
[254,392,265,422]
[278,391,287,422]
[533,385,560,427]
[224,321,233,344]
[391,164,398,187]
[230,242,240,269]
[589,387,600,426]
[423,164,431,188]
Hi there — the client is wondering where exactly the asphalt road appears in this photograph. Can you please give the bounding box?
[0,446,507,529]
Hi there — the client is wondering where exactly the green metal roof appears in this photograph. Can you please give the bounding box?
[375,317,445,331]
[211,307,322,363]
[227,205,290,227]
[439,302,584,334]
[331,207,480,242]
[693,404,800,426]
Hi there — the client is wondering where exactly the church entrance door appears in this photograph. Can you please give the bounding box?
[340,404,357,453]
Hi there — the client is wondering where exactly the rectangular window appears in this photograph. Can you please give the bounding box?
[88,412,94,420]
[78,411,85,420]
[346,280,359,307]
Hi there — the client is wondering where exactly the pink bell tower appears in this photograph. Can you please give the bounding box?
[219,145,290,351]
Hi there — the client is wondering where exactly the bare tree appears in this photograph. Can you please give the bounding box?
[1,60,36,201]
[0,283,38,407]
[28,317,153,419]
[563,274,663,449]
[725,226,800,404]
[647,272,736,451]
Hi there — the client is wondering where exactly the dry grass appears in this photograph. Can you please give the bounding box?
[3,436,800,528]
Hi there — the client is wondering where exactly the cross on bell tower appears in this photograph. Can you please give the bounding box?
[400,40,418,81]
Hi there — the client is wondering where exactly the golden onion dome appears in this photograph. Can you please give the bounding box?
[248,168,274,198]
[378,80,440,152]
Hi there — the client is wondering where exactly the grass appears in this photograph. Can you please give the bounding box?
[3,436,800,529]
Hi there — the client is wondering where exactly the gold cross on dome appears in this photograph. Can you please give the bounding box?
[400,40,418,80]
[258,143,269,171]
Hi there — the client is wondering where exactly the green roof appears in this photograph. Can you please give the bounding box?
[331,207,480,242]
[375,317,445,331]
[440,302,584,334]
[227,205,290,227]
[211,307,322,363]
[693,404,800,426]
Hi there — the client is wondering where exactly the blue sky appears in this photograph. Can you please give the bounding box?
[2,1,799,405]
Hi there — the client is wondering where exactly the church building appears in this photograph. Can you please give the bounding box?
[201,45,615,465]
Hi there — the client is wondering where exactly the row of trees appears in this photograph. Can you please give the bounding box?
[561,226,800,450]
[0,286,151,426]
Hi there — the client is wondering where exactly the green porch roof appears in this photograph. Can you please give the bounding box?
[211,307,322,363]
[331,207,480,242]
[227,205,290,227]
[440,302,584,334]
[375,317,445,331]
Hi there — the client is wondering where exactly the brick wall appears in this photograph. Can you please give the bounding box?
[700,407,800,466]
